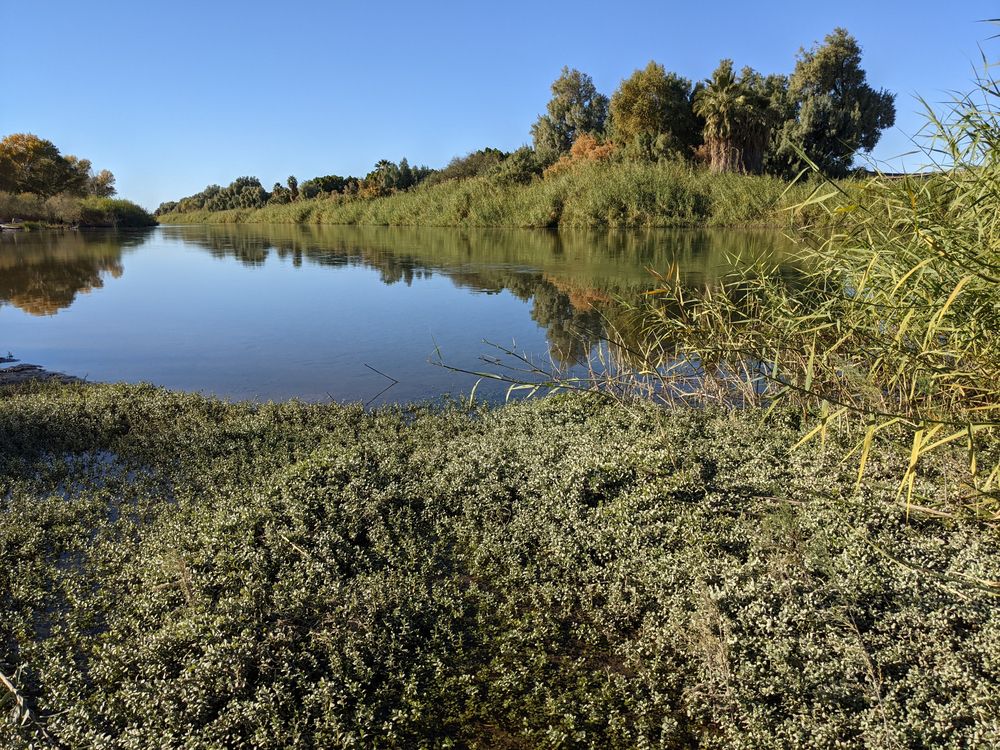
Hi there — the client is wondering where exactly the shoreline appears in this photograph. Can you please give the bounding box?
[0,358,82,386]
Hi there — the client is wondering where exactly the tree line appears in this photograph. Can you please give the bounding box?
[0,134,117,200]
[158,27,894,216]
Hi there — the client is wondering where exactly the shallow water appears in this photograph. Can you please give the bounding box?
[0,224,795,404]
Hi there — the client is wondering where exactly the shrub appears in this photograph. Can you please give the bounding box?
[0,385,995,747]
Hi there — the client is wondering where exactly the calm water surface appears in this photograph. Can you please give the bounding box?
[0,225,795,403]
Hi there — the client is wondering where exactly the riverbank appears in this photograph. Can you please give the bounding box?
[0,193,156,228]
[0,362,81,385]
[1,381,995,747]
[156,161,835,229]
[0,355,82,385]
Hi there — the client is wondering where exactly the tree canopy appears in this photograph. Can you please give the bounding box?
[157,25,897,215]
[609,62,700,159]
[531,67,609,165]
[773,28,896,177]
[0,133,115,198]
[694,61,780,174]
[0,134,116,199]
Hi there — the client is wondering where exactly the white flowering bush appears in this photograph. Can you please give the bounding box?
[0,383,997,748]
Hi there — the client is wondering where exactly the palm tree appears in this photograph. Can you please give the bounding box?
[695,61,770,174]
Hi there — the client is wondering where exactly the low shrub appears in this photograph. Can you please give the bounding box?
[0,383,996,748]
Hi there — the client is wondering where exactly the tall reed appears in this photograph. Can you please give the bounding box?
[636,72,1000,513]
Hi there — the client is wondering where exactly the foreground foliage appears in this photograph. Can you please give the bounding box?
[635,70,1000,508]
[1,384,997,748]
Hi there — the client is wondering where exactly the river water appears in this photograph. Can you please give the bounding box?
[0,224,795,404]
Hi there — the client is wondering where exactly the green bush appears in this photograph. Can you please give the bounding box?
[76,197,156,227]
[0,192,155,227]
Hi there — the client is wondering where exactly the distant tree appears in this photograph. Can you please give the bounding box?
[363,159,402,196]
[424,148,507,185]
[205,176,269,211]
[487,146,542,185]
[0,134,78,197]
[408,164,435,185]
[343,177,361,196]
[88,169,117,197]
[269,183,292,204]
[397,158,415,190]
[608,62,700,160]
[300,174,348,199]
[0,133,120,198]
[531,67,609,165]
[287,175,298,200]
[62,155,93,195]
[773,28,895,177]
[694,60,776,174]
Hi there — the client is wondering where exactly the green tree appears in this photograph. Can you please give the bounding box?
[424,148,507,185]
[88,169,117,197]
[609,62,700,160]
[487,146,542,185]
[287,175,298,200]
[299,174,348,199]
[365,159,402,196]
[205,176,269,211]
[774,28,895,177]
[531,67,609,165]
[0,133,78,197]
[269,182,292,204]
[62,155,93,195]
[397,158,415,190]
[694,60,778,174]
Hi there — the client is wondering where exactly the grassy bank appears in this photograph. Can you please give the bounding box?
[157,161,828,229]
[1,382,996,748]
[0,192,156,228]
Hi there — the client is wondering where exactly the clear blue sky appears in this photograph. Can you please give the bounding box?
[3,1,996,209]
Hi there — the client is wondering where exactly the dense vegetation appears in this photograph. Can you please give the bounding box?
[1,383,996,748]
[5,28,998,750]
[0,134,154,227]
[604,68,1000,506]
[157,28,892,228]
[157,160,826,228]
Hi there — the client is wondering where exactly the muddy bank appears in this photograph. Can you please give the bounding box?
[0,360,82,386]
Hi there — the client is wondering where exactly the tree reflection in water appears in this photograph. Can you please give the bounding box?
[2,224,797,371]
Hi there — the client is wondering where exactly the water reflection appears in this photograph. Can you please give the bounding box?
[0,229,152,316]
[159,224,796,365]
[1,225,798,401]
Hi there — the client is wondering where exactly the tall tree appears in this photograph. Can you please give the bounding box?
[531,67,609,165]
[694,60,777,174]
[88,169,117,197]
[774,28,895,177]
[609,62,699,159]
[62,155,93,195]
[0,134,78,197]
[397,158,415,190]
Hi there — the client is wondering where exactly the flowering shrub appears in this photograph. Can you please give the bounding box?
[0,383,996,747]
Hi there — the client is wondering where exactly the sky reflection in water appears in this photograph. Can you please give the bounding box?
[0,225,795,404]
